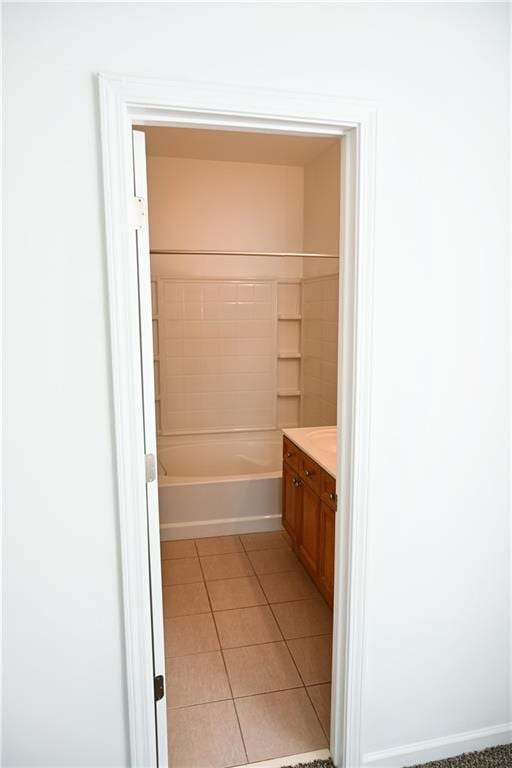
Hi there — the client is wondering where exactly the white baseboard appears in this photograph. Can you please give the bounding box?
[363,722,512,767]
[159,514,282,540]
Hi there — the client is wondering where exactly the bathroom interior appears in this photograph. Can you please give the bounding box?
[138,124,342,768]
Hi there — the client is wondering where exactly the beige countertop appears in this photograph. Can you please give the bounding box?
[282,426,337,478]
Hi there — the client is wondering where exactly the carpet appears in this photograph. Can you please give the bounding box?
[279,743,512,768]
[409,743,512,767]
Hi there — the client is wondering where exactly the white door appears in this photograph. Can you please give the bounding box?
[132,129,168,767]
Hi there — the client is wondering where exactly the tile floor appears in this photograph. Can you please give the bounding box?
[161,530,333,768]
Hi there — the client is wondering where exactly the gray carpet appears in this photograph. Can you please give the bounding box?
[279,761,334,768]
[409,743,512,767]
[279,744,512,768]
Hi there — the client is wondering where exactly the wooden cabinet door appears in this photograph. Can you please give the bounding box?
[318,501,335,608]
[298,482,321,578]
[282,461,300,542]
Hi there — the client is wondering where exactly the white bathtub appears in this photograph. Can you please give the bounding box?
[158,431,283,540]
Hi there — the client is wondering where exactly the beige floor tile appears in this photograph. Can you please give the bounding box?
[247,548,302,575]
[160,539,197,560]
[240,531,290,551]
[223,641,302,697]
[258,570,319,603]
[287,635,333,684]
[207,576,266,611]
[162,557,203,586]
[214,605,282,648]
[235,688,327,762]
[168,699,247,768]
[164,613,219,657]
[307,683,331,738]
[165,651,231,708]
[271,599,333,639]
[200,552,254,581]
[162,582,210,618]
[195,535,243,556]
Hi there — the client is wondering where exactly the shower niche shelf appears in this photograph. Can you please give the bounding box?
[277,281,302,428]
[151,279,162,433]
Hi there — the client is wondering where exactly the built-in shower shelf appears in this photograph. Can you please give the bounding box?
[278,353,301,359]
[278,390,301,397]
[278,314,302,320]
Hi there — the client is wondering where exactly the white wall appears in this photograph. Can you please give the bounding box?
[3,3,509,767]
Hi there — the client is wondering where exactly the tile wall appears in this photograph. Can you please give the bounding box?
[154,279,277,434]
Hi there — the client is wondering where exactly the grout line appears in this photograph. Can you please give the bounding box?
[202,569,299,583]
[162,534,331,763]
[303,682,330,743]
[163,631,332,659]
[166,693,233,712]
[284,636,333,687]
[281,634,308,688]
[233,685,309,704]
[196,543,250,766]
[251,571,286,643]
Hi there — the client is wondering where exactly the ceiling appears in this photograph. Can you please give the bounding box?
[135,125,338,166]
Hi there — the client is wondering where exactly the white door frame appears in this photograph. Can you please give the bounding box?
[99,73,377,768]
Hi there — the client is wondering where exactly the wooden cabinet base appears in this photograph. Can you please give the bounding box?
[282,437,336,608]
[318,502,335,606]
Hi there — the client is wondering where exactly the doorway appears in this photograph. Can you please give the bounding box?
[138,124,340,767]
[99,74,377,768]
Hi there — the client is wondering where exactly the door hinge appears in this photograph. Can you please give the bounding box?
[154,675,164,702]
[145,453,156,483]
[133,195,147,230]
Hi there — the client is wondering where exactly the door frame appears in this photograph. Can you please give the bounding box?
[99,73,378,768]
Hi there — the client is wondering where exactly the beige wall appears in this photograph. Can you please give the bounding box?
[147,155,305,253]
[147,153,338,435]
[301,275,339,426]
[303,141,341,257]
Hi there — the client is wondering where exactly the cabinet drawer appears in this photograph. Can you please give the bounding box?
[283,436,300,472]
[299,452,322,495]
[321,470,337,510]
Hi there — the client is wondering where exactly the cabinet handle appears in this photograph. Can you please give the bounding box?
[304,468,314,477]
[286,452,292,458]
[329,492,337,502]
[292,477,302,487]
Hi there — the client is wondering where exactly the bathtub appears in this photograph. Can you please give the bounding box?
[158,431,283,540]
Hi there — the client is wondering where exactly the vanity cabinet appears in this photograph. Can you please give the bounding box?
[282,461,300,542]
[298,482,321,578]
[282,436,336,608]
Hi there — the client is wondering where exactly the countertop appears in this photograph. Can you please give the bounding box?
[281,426,337,478]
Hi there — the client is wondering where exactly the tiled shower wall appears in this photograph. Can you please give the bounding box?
[155,279,277,434]
[301,275,339,426]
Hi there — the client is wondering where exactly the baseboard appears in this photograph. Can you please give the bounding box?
[363,722,512,767]
[159,513,282,540]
